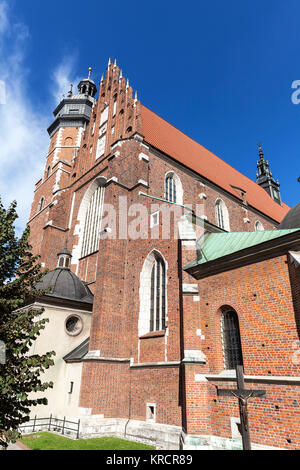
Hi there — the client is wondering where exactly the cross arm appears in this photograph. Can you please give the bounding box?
[217,388,266,398]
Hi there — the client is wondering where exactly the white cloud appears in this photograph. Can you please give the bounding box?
[51,57,81,104]
[0,2,80,235]
[0,1,8,35]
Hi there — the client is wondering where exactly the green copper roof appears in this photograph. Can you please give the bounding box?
[184,229,300,270]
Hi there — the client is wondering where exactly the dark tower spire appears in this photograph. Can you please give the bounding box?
[256,143,281,205]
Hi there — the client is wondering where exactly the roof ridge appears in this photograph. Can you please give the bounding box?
[140,105,290,223]
[141,105,267,189]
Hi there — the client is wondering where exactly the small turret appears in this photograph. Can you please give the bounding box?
[256,143,281,204]
[57,247,72,269]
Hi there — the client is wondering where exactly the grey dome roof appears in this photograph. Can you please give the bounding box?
[278,203,300,229]
[37,268,93,305]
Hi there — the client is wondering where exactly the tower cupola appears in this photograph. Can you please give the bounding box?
[77,67,97,98]
[256,143,282,204]
[47,67,97,138]
[57,247,72,269]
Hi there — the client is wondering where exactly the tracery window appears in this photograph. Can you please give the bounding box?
[150,255,166,332]
[139,251,167,336]
[165,174,176,203]
[215,199,230,231]
[81,184,104,258]
[165,172,183,204]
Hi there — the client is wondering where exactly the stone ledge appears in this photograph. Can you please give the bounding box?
[205,373,300,385]
[79,417,182,450]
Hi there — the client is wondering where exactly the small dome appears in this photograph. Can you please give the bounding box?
[37,268,93,304]
[278,203,300,229]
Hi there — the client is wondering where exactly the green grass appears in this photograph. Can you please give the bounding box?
[20,432,154,450]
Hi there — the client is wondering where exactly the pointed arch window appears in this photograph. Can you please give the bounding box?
[81,184,104,258]
[165,172,183,205]
[38,197,45,212]
[150,255,166,332]
[221,309,243,370]
[215,199,230,231]
[254,221,264,231]
[165,175,176,203]
[139,251,167,336]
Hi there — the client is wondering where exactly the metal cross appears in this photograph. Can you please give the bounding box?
[217,365,266,450]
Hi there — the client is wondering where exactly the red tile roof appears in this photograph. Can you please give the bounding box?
[141,105,290,223]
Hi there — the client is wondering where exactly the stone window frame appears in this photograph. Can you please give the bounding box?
[254,220,264,231]
[65,314,83,337]
[146,403,157,422]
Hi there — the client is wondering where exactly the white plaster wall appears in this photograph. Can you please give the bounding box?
[28,303,91,419]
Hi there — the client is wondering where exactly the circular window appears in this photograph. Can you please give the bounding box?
[65,315,83,336]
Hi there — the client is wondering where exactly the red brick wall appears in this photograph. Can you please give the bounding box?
[181,255,300,449]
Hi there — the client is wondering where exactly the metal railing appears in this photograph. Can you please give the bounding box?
[18,415,80,439]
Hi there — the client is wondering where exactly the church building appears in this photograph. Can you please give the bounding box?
[26,60,300,450]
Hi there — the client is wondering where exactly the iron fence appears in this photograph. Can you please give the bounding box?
[18,415,80,439]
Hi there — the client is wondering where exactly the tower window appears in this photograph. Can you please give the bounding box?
[221,309,243,370]
[38,197,45,212]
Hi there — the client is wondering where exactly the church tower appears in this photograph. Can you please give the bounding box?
[256,144,282,204]
[27,68,98,263]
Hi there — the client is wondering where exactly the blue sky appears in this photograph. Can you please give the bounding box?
[0,0,299,232]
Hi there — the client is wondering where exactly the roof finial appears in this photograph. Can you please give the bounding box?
[134,90,138,105]
[67,83,73,97]
[114,58,117,68]
[100,72,104,83]
[108,57,111,66]
[258,142,264,159]
[119,69,123,81]
[88,67,92,80]
[126,78,129,90]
